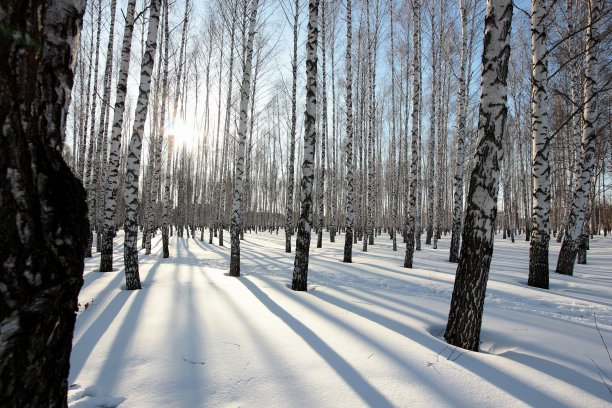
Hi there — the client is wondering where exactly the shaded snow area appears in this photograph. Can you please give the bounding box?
[69,230,612,407]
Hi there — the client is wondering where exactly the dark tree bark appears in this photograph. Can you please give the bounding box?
[0,0,88,406]
[444,0,513,352]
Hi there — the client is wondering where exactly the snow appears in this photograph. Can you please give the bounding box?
[69,230,612,407]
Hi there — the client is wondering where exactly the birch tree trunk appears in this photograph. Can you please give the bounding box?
[94,0,117,255]
[556,0,602,276]
[528,0,551,289]
[343,0,355,263]
[390,0,398,252]
[230,0,259,277]
[123,0,161,290]
[403,0,420,268]
[444,0,513,351]
[84,0,103,258]
[100,0,137,272]
[218,0,239,247]
[317,0,327,249]
[448,0,469,262]
[0,1,88,405]
[426,2,437,247]
[292,0,319,291]
[285,0,300,253]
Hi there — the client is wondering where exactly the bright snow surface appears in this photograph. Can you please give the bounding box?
[69,230,612,407]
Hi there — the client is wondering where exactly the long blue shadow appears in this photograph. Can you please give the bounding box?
[309,289,569,406]
[74,260,162,388]
[237,277,394,408]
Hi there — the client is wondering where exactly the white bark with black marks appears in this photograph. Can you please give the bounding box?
[292,0,319,291]
[449,0,469,262]
[100,0,136,272]
[404,0,420,269]
[230,0,259,277]
[123,0,161,291]
[528,0,552,289]
[343,0,354,263]
[444,0,513,351]
[556,0,601,276]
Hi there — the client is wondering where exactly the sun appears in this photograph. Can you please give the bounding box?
[168,118,198,151]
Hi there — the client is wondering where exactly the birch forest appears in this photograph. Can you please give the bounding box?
[65,0,611,290]
[2,0,612,405]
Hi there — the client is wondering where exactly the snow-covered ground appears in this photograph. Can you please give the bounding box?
[69,229,612,407]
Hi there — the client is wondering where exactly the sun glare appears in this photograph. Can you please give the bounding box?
[168,118,198,151]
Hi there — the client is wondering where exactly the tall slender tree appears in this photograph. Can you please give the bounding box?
[448,0,470,262]
[444,0,513,351]
[123,0,161,290]
[83,0,103,258]
[285,0,300,253]
[100,0,137,272]
[404,0,420,269]
[230,0,259,276]
[343,0,355,263]
[390,0,398,252]
[528,0,552,289]
[292,0,320,291]
[556,0,602,276]
[317,0,327,249]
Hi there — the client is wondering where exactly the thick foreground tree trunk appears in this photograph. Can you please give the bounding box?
[444,0,512,352]
[0,1,88,406]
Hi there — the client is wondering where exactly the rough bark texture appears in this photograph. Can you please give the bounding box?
[444,0,512,352]
[123,0,161,291]
[449,0,469,262]
[528,0,551,289]
[292,0,319,291]
[101,0,136,273]
[0,0,88,406]
[317,0,327,249]
[404,0,420,269]
[343,0,355,263]
[390,0,398,252]
[285,0,299,254]
[555,0,601,276]
[230,0,259,277]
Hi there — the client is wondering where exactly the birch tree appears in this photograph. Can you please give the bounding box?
[444,0,513,351]
[0,0,88,405]
[404,0,420,269]
[390,0,398,252]
[292,0,319,291]
[100,0,137,272]
[528,0,552,289]
[317,0,327,249]
[285,0,300,253]
[123,0,161,290]
[448,0,470,262]
[556,0,602,276]
[83,0,103,258]
[230,0,259,277]
[343,0,355,263]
